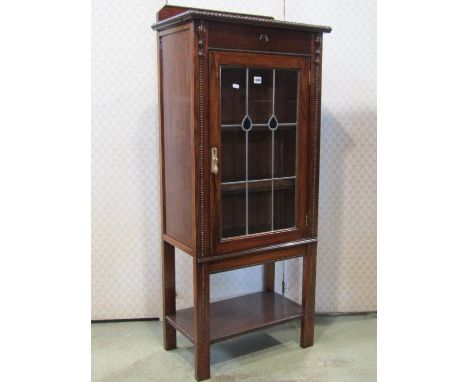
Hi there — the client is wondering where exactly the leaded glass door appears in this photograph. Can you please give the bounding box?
[209,52,309,254]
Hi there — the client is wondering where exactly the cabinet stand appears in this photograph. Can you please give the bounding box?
[162,241,318,380]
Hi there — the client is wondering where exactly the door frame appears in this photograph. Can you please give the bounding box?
[208,51,310,255]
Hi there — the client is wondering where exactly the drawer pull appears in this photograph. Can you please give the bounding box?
[259,34,270,44]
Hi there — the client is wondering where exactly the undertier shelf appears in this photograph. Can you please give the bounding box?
[165,291,303,344]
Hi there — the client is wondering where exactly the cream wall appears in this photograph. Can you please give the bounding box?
[92,0,376,319]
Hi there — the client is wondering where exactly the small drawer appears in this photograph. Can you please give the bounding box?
[208,22,312,55]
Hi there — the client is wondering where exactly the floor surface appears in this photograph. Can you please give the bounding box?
[92,314,376,382]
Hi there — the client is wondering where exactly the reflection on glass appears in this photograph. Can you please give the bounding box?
[221,128,245,183]
[274,125,296,178]
[221,183,246,238]
[248,180,272,234]
[248,69,273,124]
[249,125,271,180]
[275,70,298,123]
[220,67,299,238]
[221,68,246,125]
[273,178,296,229]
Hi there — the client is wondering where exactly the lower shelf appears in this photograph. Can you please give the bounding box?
[165,291,303,344]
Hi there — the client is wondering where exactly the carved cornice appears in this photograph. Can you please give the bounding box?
[152,9,332,33]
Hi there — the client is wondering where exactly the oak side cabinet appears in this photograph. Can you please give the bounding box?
[152,6,331,380]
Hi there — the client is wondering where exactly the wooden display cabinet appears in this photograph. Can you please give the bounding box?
[152,6,331,380]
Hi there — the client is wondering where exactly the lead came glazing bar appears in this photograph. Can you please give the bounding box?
[221,175,296,186]
[271,69,276,230]
[245,67,249,235]
[221,123,294,128]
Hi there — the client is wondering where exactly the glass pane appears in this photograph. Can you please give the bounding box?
[221,183,246,237]
[220,65,299,239]
[248,125,272,180]
[248,69,273,124]
[221,68,246,125]
[221,128,245,183]
[274,125,296,178]
[274,70,298,123]
[248,180,272,234]
[273,178,296,230]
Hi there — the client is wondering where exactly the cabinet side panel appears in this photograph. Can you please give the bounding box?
[160,28,195,249]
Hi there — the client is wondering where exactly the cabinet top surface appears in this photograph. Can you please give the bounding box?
[152,5,332,33]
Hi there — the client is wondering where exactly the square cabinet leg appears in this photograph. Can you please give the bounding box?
[193,260,210,381]
[263,262,275,292]
[162,241,177,350]
[301,243,317,348]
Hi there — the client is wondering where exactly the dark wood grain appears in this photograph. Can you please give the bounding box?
[163,234,195,257]
[208,244,305,274]
[160,26,196,250]
[157,5,274,23]
[300,243,317,347]
[162,241,176,350]
[166,291,303,344]
[209,22,312,55]
[308,34,323,239]
[264,262,275,292]
[157,5,189,22]
[193,260,210,380]
[193,20,210,260]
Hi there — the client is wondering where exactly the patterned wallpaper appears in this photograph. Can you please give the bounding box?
[92,0,376,319]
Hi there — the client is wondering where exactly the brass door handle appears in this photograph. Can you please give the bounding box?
[211,147,219,175]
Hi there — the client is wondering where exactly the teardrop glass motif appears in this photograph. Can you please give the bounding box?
[268,115,278,130]
[241,115,252,131]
